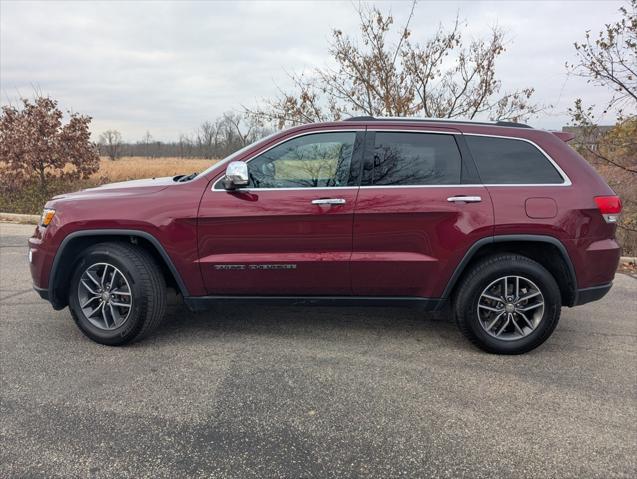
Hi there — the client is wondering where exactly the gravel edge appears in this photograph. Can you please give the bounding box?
[0,213,40,224]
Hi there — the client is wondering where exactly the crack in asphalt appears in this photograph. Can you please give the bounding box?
[0,289,33,302]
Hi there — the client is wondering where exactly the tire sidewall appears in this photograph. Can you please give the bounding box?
[68,247,146,345]
[459,259,561,354]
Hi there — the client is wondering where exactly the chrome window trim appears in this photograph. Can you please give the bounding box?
[223,186,360,192]
[211,129,364,191]
[462,133,572,187]
[211,128,572,191]
[356,184,484,189]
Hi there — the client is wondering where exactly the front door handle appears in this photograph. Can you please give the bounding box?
[447,195,482,203]
[311,198,346,205]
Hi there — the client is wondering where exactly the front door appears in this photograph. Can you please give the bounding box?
[351,129,494,298]
[197,130,364,295]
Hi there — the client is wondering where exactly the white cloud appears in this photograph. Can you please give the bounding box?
[1,0,630,140]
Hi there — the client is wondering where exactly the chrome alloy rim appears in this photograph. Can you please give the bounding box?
[476,275,545,341]
[77,262,132,330]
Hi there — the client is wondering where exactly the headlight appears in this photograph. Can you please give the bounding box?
[40,208,56,227]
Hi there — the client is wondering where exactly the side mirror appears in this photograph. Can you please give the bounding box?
[223,161,249,190]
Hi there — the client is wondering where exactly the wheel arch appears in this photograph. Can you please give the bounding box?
[443,235,578,307]
[48,229,188,310]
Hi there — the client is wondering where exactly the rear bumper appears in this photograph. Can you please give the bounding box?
[565,238,620,290]
[573,282,612,307]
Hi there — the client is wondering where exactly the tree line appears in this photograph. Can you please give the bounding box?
[98,112,273,160]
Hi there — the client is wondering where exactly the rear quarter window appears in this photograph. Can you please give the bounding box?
[466,135,564,184]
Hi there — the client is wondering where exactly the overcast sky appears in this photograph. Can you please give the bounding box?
[0,0,631,141]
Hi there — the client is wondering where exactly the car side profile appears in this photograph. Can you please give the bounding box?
[28,117,622,354]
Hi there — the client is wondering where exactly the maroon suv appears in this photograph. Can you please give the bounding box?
[28,117,622,354]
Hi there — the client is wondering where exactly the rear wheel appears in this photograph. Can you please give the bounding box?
[68,242,167,345]
[454,254,561,354]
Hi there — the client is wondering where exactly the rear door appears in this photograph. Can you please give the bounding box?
[197,129,364,295]
[351,128,494,298]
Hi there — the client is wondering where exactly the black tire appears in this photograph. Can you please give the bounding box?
[68,242,167,346]
[453,254,561,354]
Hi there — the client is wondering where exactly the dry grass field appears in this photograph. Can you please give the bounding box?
[95,156,218,181]
[0,156,221,215]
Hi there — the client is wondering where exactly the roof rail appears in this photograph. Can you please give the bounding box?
[343,116,531,128]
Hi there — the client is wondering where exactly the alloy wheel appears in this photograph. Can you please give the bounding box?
[77,262,132,330]
[476,275,545,341]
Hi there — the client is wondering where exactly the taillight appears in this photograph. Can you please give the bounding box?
[594,195,622,223]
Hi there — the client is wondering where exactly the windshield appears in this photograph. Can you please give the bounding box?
[196,131,280,179]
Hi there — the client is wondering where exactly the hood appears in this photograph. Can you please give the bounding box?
[52,176,175,201]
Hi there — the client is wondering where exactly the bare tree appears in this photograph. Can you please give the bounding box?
[568,0,636,253]
[247,1,541,128]
[196,121,221,159]
[569,0,636,115]
[141,131,153,158]
[178,133,194,158]
[99,129,123,160]
[222,112,252,148]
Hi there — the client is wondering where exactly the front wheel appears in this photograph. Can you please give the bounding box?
[453,254,561,354]
[68,242,167,346]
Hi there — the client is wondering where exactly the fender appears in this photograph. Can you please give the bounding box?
[48,229,189,308]
[441,234,578,300]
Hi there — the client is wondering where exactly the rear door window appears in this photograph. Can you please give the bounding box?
[465,135,564,184]
[367,132,462,186]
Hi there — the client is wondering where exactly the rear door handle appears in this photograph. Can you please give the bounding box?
[447,195,482,203]
[311,198,346,205]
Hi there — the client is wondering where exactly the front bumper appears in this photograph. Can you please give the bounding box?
[33,285,49,301]
[573,282,612,306]
[28,225,57,304]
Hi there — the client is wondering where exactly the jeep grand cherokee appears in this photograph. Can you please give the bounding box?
[28,117,622,354]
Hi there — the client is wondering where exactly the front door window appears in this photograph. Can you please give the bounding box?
[247,132,356,188]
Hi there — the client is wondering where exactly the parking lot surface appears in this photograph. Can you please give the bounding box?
[1,223,636,478]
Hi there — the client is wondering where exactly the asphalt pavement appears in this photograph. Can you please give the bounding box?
[1,222,636,478]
